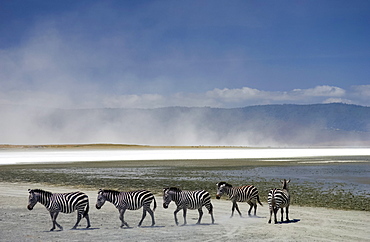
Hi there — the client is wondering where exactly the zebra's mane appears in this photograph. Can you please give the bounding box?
[100,189,120,195]
[218,182,233,188]
[30,189,52,196]
[165,187,182,192]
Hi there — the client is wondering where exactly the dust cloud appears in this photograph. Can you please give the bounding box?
[0,104,369,146]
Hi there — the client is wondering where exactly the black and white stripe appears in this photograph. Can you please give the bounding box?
[268,179,291,224]
[163,187,215,225]
[27,189,91,231]
[95,189,156,228]
[216,182,263,217]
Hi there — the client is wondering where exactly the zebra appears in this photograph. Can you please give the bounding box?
[268,179,291,224]
[27,189,91,231]
[216,182,263,217]
[162,187,215,225]
[95,189,156,228]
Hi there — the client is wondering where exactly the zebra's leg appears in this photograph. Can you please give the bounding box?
[280,206,284,222]
[182,208,187,225]
[50,212,63,231]
[285,206,290,222]
[206,202,215,224]
[49,212,56,231]
[72,211,83,229]
[84,213,91,228]
[254,203,258,216]
[235,202,242,217]
[231,201,241,217]
[138,208,147,227]
[84,205,91,228]
[119,208,130,228]
[268,207,273,223]
[274,208,278,224]
[230,202,235,217]
[247,201,253,216]
[196,208,203,224]
[146,207,156,226]
[173,207,181,225]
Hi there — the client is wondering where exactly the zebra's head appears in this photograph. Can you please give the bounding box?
[95,189,107,209]
[216,182,232,199]
[281,179,290,190]
[162,187,180,209]
[27,189,37,210]
[27,189,49,210]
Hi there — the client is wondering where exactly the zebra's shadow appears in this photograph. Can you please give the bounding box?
[227,215,265,219]
[240,215,265,219]
[139,225,166,228]
[43,227,100,232]
[120,225,165,229]
[182,223,217,226]
[74,227,100,230]
[278,219,300,224]
[43,229,63,233]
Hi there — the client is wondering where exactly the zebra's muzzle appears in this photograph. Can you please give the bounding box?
[216,195,221,199]
[163,203,168,209]
[96,204,101,210]
[27,205,34,210]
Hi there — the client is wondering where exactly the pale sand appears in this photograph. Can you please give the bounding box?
[0,182,369,242]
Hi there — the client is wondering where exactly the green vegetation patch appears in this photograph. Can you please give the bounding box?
[0,158,369,211]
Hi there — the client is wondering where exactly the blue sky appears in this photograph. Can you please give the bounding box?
[1,0,370,108]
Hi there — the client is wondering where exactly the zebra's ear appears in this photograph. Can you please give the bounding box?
[286,180,290,183]
[28,189,31,192]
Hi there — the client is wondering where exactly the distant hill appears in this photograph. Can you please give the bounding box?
[1,103,369,146]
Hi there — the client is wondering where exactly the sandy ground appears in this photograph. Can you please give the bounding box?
[0,182,369,242]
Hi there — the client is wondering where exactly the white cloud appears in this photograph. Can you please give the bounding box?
[206,87,263,101]
[292,85,346,97]
[351,85,370,97]
[199,85,355,107]
[102,94,165,109]
[322,98,353,104]
[1,85,369,109]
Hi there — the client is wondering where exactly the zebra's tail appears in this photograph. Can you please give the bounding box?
[271,197,277,208]
[257,194,263,206]
[83,203,89,218]
[152,197,157,212]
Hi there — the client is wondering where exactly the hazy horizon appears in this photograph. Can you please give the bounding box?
[1,103,369,147]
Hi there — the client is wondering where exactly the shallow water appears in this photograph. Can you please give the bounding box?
[24,158,370,196]
[211,163,370,195]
